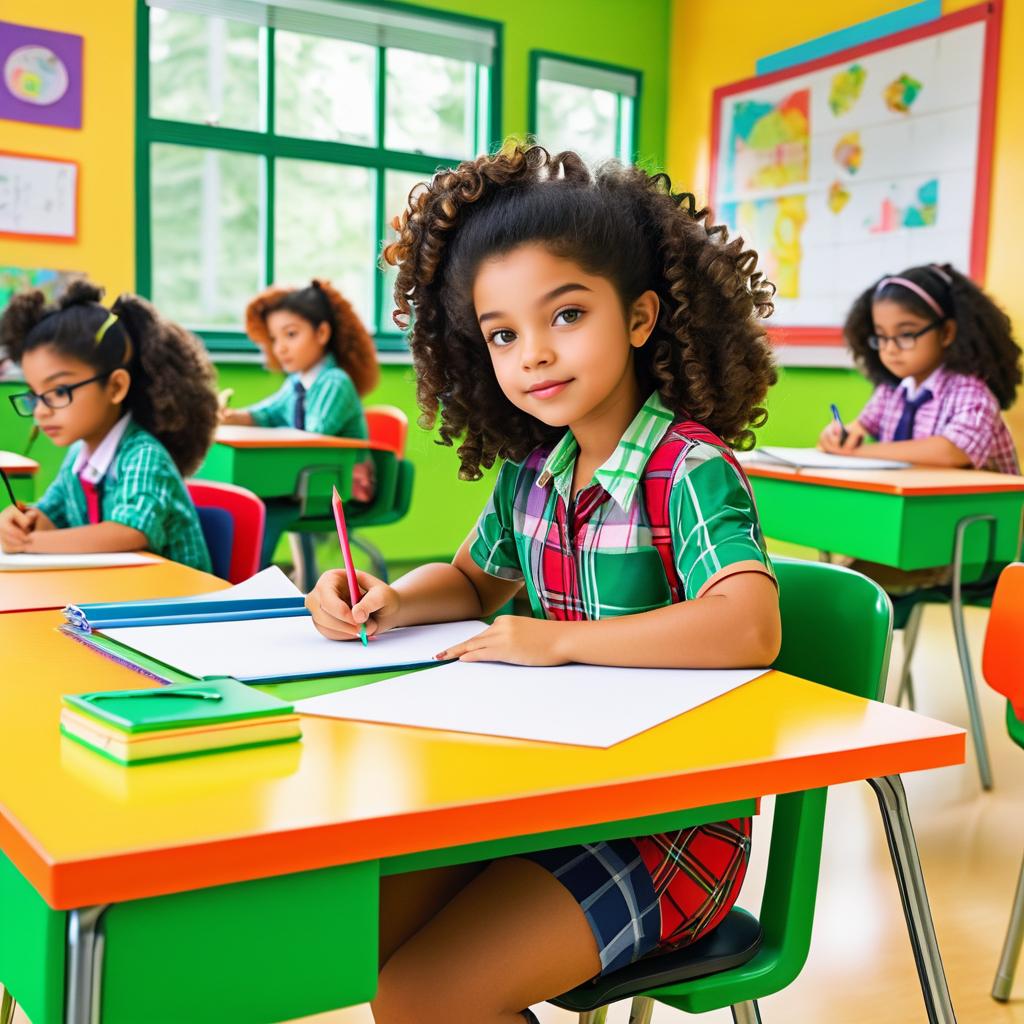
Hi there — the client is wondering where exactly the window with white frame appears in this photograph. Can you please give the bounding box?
[138,0,499,351]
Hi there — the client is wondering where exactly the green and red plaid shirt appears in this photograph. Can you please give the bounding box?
[469,391,773,946]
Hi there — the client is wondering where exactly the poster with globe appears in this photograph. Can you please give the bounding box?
[709,4,999,355]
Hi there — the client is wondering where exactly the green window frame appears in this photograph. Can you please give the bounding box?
[528,50,640,165]
[135,0,502,356]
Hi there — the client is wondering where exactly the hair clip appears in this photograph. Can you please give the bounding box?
[94,312,119,345]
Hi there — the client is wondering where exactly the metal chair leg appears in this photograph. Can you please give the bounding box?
[1,988,16,1024]
[992,849,1024,1001]
[869,775,957,1023]
[628,996,656,1024]
[896,602,924,709]
[731,1000,763,1023]
[950,516,995,790]
[288,532,321,593]
[578,1008,608,1024]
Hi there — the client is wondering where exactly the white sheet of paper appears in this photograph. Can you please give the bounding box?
[0,551,159,572]
[295,661,768,747]
[745,447,911,471]
[177,566,303,603]
[102,617,487,682]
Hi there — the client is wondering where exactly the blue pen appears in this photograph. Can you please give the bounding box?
[830,403,848,446]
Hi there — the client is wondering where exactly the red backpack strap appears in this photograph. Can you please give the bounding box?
[640,421,749,604]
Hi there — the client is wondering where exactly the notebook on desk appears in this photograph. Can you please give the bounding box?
[741,447,911,471]
[61,567,486,684]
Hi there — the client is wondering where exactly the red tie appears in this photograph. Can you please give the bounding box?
[79,474,101,525]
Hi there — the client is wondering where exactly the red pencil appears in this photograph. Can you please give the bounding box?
[331,486,368,646]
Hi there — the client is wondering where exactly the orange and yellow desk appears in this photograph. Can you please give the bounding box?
[0,570,964,1024]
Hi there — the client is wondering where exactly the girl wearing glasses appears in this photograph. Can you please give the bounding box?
[820,263,1021,473]
[0,279,217,570]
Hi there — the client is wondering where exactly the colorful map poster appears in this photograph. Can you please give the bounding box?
[710,7,995,356]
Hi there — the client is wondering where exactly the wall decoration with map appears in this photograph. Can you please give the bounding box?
[709,3,1000,353]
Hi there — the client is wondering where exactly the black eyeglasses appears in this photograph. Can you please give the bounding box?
[8,372,112,418]
[867,317,947,352]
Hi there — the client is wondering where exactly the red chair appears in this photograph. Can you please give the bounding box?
[983,563,1024,1001]
[186,480,266,584]
[365,404,408,456]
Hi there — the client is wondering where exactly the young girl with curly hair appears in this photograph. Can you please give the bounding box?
[820,263,1021,473]
[305,143,780,1023]
[222,278,379,438]
[0,280,217,571]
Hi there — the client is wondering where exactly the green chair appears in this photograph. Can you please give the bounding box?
[551,557,903,1023]
[980,563,1024,1001]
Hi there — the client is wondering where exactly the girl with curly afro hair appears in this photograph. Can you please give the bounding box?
[305,143,781,1023]
[820,262,1021,473]
[0,279,217,571]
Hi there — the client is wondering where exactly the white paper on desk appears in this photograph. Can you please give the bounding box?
[175,566,303,603]
[295,661,768,747]
[0,551,159,571]
[743,447,911,471]
[102,617,487,682]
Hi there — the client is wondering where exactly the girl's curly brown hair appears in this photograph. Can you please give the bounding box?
[844,263,1022,408]
[382,143,777,480]
[245,279,379,395]
[0,279,218,475]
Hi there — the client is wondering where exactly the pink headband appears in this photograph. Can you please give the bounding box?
[874,276,945,318]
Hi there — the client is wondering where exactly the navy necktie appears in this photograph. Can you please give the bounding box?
[293,380,306,430]
[893,387,933,441]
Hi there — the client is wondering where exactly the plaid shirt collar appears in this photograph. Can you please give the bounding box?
[537,391,677,510]
[899,364,947,401]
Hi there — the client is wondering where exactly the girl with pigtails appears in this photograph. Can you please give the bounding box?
[306,143,781,1023]
[0,280,217,571]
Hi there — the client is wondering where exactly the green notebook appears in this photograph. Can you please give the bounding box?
[63,677,294,734]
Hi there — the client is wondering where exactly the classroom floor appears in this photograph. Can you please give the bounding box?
[11,603,1024,1024]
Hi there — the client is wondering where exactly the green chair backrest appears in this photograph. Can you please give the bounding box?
[649,557,894,1015]
[773,557,894,701]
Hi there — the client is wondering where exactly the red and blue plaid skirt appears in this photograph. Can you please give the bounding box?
[524,818,751,975]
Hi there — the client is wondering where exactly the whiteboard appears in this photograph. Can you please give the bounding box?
[710,8,997,336]
[0,153,77,238]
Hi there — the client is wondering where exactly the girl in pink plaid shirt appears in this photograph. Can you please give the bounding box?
[820,263,1021,474]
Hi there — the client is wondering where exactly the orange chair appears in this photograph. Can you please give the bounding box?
[983,563,1024,1001]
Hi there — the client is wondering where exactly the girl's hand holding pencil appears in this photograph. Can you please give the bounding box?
[0,504,40,553]
[306,567,399,641]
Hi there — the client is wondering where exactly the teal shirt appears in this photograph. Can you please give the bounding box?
[249,363,368,439]
[35,421,212,572]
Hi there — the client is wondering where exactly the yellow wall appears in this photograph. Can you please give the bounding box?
[0,0,135,299]
[666,0,1024,443]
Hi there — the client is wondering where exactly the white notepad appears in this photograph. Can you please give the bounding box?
[295,661,768,747]
[744,447,911,471]
[0,551,159,571]
[102,617,487,683]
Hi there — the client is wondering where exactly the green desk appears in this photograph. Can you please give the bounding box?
[0,450,39,505]
[193,426,371,503]
[744,464,1024,570]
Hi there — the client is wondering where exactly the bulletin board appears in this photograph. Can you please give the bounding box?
[0,151,79,241]
[709,2,1001,352]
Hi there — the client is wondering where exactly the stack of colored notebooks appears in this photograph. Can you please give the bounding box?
[60,676,301,765]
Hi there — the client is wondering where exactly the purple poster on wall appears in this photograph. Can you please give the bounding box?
[0,21,83,129]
